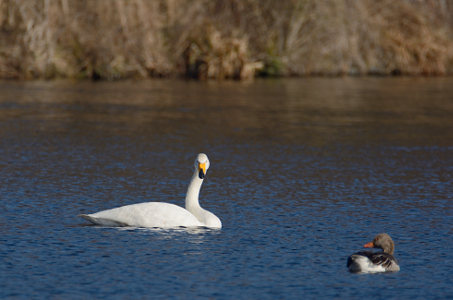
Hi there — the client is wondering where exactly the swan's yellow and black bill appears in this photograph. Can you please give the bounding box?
[198,162,206,179]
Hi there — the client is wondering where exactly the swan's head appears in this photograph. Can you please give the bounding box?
[194,153,210,179]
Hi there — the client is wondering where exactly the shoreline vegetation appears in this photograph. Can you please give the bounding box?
[1,0,453,81]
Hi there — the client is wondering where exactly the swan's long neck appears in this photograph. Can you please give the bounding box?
[185,171,203,213]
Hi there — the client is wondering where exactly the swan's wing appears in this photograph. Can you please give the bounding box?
[80,202,203,228]
[79,214,128,227]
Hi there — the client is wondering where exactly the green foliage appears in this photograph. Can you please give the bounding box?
[259,56,284,77]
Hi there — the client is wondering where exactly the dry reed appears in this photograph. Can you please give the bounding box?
[0,0,452,80]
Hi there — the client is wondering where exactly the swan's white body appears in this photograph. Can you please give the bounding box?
[79,153,222,229]
[80,202,205,228]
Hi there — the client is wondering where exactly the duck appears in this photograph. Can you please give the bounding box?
[79,153,222,229]
[347,233,400,273]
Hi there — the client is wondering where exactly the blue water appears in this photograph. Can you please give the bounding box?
[0,78,452,299]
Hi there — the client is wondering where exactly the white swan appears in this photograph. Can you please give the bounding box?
[79,153,222,229]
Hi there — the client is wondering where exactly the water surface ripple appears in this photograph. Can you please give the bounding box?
[0,78,452,299]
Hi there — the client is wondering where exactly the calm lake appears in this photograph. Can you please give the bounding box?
[0,78,452,299]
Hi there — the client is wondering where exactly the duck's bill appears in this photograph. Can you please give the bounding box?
[363,242,374,248]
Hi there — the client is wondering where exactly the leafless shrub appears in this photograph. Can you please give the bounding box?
[0,0,451,79]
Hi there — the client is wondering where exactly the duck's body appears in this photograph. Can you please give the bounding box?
[79,153,222,229]
[347,233,400,273]
[347,251,400,273]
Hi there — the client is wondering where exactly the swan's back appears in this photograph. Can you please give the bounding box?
[80,202,203,228]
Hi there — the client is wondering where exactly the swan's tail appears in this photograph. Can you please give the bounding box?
[78,214,128,226]
[79,214,97,224]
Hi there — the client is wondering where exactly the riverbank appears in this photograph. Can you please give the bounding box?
[1,0,452,80]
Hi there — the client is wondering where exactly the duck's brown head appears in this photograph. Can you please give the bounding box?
[363,233,395,255]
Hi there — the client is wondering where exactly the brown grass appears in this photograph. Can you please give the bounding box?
[0,0,452,80]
